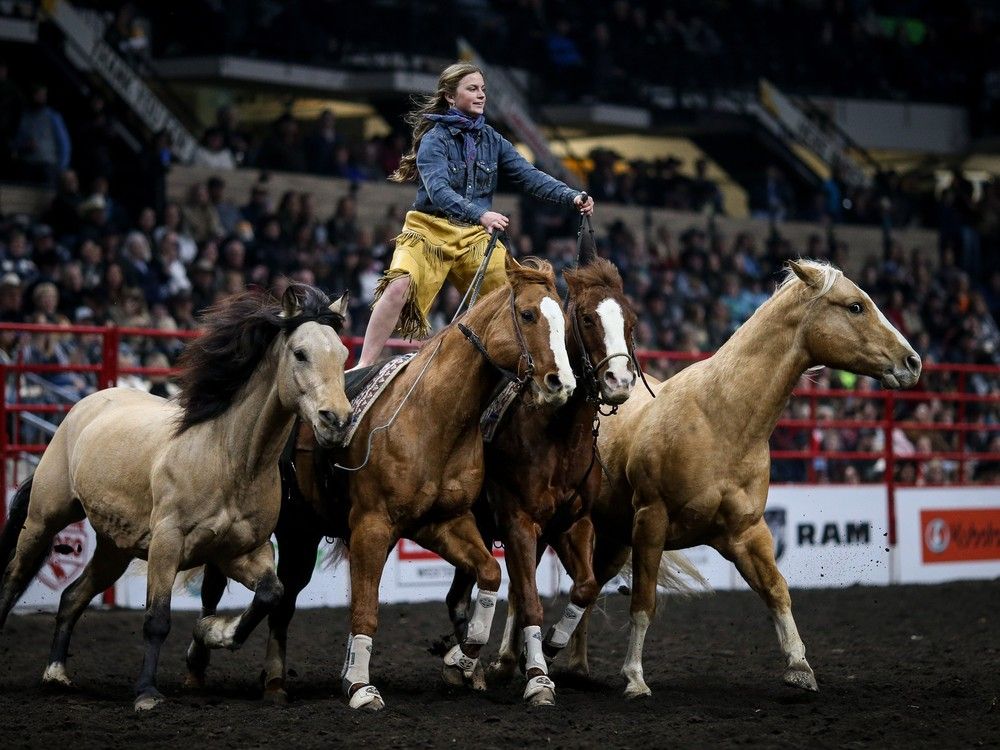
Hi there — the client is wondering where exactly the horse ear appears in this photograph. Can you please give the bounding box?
[563,268,581,297]
[787,259,820,288]
[329,292,349,317]
[280,285,301,318]
[504,252,521,284]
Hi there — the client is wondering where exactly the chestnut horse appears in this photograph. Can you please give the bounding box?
[565,260,922,698]
[443,257,639,706]
[0,285,352,711]
[187,258,576,711]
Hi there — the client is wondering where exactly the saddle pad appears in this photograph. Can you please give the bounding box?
[343,353,416,446]
[481,379,524,442]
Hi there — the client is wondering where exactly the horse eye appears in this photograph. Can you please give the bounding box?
[294,349,308,362]
[582,314,595,327]
[521,310,536,323]
[848,302,863,315]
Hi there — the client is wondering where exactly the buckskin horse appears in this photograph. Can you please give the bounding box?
[566,260,922,698]
[0,285,352,711]
[442,255,640,706]
[187,257,576,711]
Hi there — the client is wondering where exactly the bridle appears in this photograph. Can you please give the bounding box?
[567,298,639,414]
[458,285,536,390]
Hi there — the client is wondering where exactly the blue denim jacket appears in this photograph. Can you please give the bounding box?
[413,122,580,224]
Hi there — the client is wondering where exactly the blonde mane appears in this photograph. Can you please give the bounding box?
[775,259,843,300]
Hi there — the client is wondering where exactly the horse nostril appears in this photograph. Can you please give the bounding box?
[544,372,562,392]
[906,354,921,374]
[319,409,348,430]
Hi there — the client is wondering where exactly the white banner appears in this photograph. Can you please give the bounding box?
[895,487,1000,583]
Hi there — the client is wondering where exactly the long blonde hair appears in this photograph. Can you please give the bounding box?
[390,62,485,183]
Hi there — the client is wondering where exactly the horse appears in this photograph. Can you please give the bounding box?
[562,259,922,698]
[0,284,352,711]
[186,256,577,711]
[441,256,639,706]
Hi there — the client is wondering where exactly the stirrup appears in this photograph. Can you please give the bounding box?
[523,674,556,701]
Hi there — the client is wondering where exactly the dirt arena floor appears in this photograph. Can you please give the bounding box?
[1,580,997,749]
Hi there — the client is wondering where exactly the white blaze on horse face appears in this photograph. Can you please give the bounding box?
[540,296,576,392]
[864,289,913,352]
[596,298,632,386]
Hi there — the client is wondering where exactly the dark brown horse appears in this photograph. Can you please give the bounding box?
[186,258,576,711]
[444,257,638,706]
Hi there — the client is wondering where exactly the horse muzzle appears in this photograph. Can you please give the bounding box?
[880,353,922,389]
[315,408,353,447]
[536,371,575,407]
[600,370,636,405]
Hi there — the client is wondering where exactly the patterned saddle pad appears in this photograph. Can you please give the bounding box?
[342,354,416,446]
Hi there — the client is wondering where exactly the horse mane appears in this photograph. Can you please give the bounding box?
[775,259,843,300]
[174,284,345,434]
[563,257,624,294]
[508,256,556,287]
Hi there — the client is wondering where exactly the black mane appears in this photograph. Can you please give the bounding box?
[174,284,345,434]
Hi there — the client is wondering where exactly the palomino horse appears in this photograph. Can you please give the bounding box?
[187,257,576,711]
[443,257,638,706]
[0,285,352,711]
[563,260,922,698]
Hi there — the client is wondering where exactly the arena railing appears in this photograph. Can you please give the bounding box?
[2,324,998,548]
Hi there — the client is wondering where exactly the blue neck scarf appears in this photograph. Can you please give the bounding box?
[424,108,484,171]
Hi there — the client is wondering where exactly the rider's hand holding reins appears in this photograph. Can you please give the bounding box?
[480,210,509,234]
[574,192,595,216]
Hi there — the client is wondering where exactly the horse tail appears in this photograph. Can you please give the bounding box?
[0,476,33,579]
[321,538,349,570]
[618,549,712,595]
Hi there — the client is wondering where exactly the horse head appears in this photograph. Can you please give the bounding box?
[277,284,353,446]
[787,260,922,389]
[470,255,576,407]
[564,257,638,405]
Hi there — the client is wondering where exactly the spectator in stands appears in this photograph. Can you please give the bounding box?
[256,113,306,173]
[12,82,71,186]
[751,165,794,223]
[304,110,342,175]
[214,105,250,166]
[206,176,240,235]
[355,62,592,368]
[1,226,37,282]
[690,158,724,214]
[241,182,271,229]
[181,183,224,243]
[0,273,25,323]
[121,231,162,305]
[138,129,174,216]
[194,127,236,170]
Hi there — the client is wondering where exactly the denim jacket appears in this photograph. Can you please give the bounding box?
[413,122,580,224]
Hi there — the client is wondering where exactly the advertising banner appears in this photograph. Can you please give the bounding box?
[896,487,1000,583]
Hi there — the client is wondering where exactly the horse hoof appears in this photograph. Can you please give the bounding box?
[624,684,652,700]
[470,662,488,691]
[783,665,819,692]
[182,671,206,690]
[42,662,73,687]
[134,690,165,712]
[524,675,556,707]
[263,688,289,706]
[348,685,384,711]
[441,664,468,687]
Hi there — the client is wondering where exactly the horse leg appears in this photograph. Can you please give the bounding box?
[411,513,502,693]
[445,561,477,643]
[489,596,521,684]
[191,541,281,652]
[261,528,323,704]
[715,518,818,692]
[0,478,83,628]
[342,514,395,711]
[183,563,227,689]
[566,536,630,678]
[43,535,131,687]
[134,528,183,711]
[499,510,555,706]
[621,499,667,699]
[542,517,599,665]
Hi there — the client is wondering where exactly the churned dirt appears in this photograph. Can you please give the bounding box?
[0,580,997,749]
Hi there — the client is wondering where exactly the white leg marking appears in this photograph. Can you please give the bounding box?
[540,296,576,393]
[774,608,818,691]
[621,611,652,698]
[42,661,72,686]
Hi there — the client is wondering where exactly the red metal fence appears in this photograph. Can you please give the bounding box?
[3,323,999,547]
